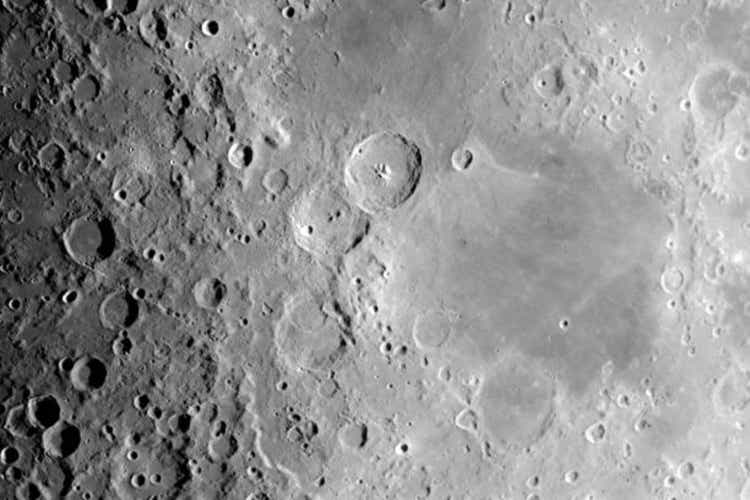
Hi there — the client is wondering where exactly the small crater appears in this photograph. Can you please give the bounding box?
[133,394,149,411]
[26,395,61,429]
[454,407,480,433]
[193,277,228,309]
[201,19,219,37]
[395,441,410,455]
[70,356,108,391]
[59,357,74,372]
[420,0,447,11]
[99,291,139,329]
[63,216,117,266]
[624,135,654,167]
[0,446,19,465]
[677,461,695,479]
[227,142,253,169]
[112,331,133,357]
[281,5,295,19]
[168,413,191,434]
[38,141,67,170]
[73,74,101,105]
[450,146,474,171]
[533,64,565,99]
[412,309,453,350]
[735,141,750,161]
[92,0,111,12]
[6,297,22,311]
[261,168,289,196]
[584,421,606,443]
[558,317,571,333]
[42,421,81,458]
[564,470,579,484]
[4,404,34,438]
[115,0,139,15]
[680,17,705,45]
[130,473,147,488]
[660,266,685,294]
[61,289,79,305]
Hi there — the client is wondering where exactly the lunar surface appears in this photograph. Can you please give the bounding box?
[3,0,750,499]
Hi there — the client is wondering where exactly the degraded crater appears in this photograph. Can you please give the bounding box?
[272,288,349,374]
[583,421,607,444]
[274,311,347,374]
[712,364,750,417]
[73,74,101,106]
[476,355,555,449]
[38,140,67,170]
[454,407,480,434]
[193,277,228,309]
[412,308,455,350]
[689,63,739,125]
[63,216,117,266]
[285,288,327,333]
[343,131,423,215]
[99,291,140,330]
[338,422,368,451]
[532,62,565,99]
[289,180,368,263]
[729,71,750,97]
[5,404,34,438]
[262,168,290,196]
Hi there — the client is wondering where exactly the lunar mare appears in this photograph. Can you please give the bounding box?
[2,0,750,499]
